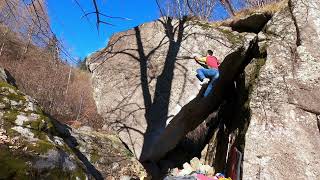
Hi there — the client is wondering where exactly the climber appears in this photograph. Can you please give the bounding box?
[193,50,220,97]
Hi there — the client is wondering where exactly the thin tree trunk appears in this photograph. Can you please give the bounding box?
[0,28,9,57]
[22,31,32,57]
[65,67,72,96]
[48,59,59,114]
[220,0,235,16]
[0,43,5,56]
[76,91,84,121]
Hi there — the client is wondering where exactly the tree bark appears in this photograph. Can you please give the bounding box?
[220,0,236,17]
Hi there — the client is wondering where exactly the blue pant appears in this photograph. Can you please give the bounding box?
[196,68,219,97]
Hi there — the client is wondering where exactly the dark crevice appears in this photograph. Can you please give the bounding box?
[201,46,267,179]
[317,115,320,133]
[288,0,302,46]
[197,19,268,175]
[148,90,220,176]
[1,68,17,87]
[48,116,104,180]
[230,13,273,34]
[119,138,135,156]
[141,36,261,178]
[288,0,302,78]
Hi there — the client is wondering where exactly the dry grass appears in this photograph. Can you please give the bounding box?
[0,25,104,129]
[193,0,287,29]
[234,0,287,18]
[218,1,287,28]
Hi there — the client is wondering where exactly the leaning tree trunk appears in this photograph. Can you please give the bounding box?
[141,36,259,162]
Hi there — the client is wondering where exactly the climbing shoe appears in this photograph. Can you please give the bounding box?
[200,78,210,86]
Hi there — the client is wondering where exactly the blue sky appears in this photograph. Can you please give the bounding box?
[46,0,231,60]
[47,0,159,60]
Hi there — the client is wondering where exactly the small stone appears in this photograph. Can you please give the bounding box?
[258,32,267,41]
[0,103,5,109]
[183,162,194,172]
[10,100,19,106]
[219,26,232,31]
[2,97,9,103]
[24,101,37,112]
[199,165,214,175]
[140,175,152,180]
[79,126,92,132]
[101,124,109,131]
[28,113,39,121]
[53,137,64,146]
[176,162,194,176]
[7,88,17,94]
[190,157,202,170]
[178,168,193,176]
[111,162,119,170]
[171,168,180,176]
[119,176,131,180]
[9,145,19,149]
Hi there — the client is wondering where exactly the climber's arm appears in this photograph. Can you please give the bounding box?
[194,56,207,65]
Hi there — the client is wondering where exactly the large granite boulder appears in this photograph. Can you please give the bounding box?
[87,17,256,160]
[0,68,145,179]
[243,0,320,179]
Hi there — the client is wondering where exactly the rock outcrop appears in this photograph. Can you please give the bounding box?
[88,0,320,179]
[88,17,257,160]
[243,0,320,178]
[0,68,145,179]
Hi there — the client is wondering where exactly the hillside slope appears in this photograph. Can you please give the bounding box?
[0,67,145,179]
[0,24,102,128]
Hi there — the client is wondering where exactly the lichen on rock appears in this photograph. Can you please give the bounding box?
[0,68,145,179]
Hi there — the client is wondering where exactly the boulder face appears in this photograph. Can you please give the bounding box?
[0,68,145,179]
[243,0,320,179]
[88,0,320,178]
[87,17,256,159]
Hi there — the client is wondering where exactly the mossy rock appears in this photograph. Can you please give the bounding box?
[0,82,25,103]
[0,79,144,179]
[90,149,101,163]
[26,140,55,154]
[0,81,17,90]
[0,147,29,179]
[0,146,87,180]
[2,110,20,137]
[45,167,87,180]
[216,27,244,47]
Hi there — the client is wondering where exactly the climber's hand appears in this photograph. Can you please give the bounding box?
[191,53,198,59]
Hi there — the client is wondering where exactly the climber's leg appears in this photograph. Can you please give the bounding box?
[203,80,214,97]
[203,69,219,97]
[196,68,206,81]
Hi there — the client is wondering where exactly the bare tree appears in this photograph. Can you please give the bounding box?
[157,0,281,20]
[0,0,104,128]
[156,0,216,20]
[156,0,235,20]
[187,0,217,20]
[246,0,280,7]
[219,0,235,16]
